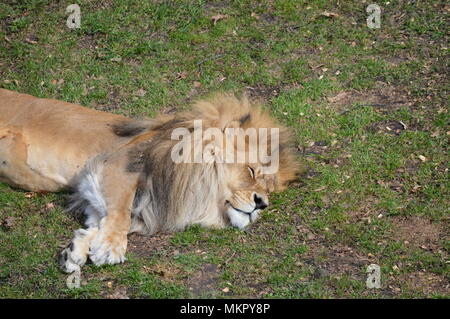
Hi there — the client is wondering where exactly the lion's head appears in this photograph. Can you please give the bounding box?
[129,93,300,234]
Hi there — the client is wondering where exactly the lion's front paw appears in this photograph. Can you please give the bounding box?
[59,245,82,273]
[59,228,98,273]
[88,230,127,266]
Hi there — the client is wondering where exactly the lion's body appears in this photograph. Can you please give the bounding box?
[0,88,130,191]
[0,88,299,273]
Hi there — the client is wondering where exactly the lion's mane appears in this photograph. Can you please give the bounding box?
[128,94,299,235]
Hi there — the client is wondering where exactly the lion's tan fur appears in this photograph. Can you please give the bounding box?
[0,88,130,190]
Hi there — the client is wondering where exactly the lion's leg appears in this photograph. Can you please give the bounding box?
[60,188,135,270]
[88,202,133,266]
[88,157,138,264]
[59,149,139,270]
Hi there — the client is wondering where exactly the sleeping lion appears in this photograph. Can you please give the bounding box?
[0,88,299,273]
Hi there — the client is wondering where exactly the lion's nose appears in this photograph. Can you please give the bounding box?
[253,193,268,210]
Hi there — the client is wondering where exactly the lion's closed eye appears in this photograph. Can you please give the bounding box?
[248,166,255,179]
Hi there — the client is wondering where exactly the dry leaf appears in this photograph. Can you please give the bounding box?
[306,233,316,240]
[431,131,439,138]
[328,91,349,103]
[25,38,38,44]
[193,81,201,88]
[211,14,228,25]
[251,12,260,20]
[308,63,324,70]
[135,88,147,97]
[175,71,188,80]
[321,11,340,18]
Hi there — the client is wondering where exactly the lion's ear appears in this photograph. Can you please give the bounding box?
[224,113,251,131]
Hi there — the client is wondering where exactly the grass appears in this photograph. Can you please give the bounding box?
[0,0,448,298]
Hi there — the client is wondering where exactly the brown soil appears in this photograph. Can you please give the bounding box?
[187,263,221,297]
[399,271,449,296]
[327,85,412,114]
[304,244,372,281]
[391,216,444,251]
[127,232,174,258]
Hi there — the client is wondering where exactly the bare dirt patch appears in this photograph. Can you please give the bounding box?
[345,196,383,222]
[76,33,104,51]
[327,85,413,114]
[187,263,220,297]
[245,85,280,100]
[399,271,449,296]
[304,244,371,281]
[128,232,174,258]
[145,262,182,282]
[391,216,444,251]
